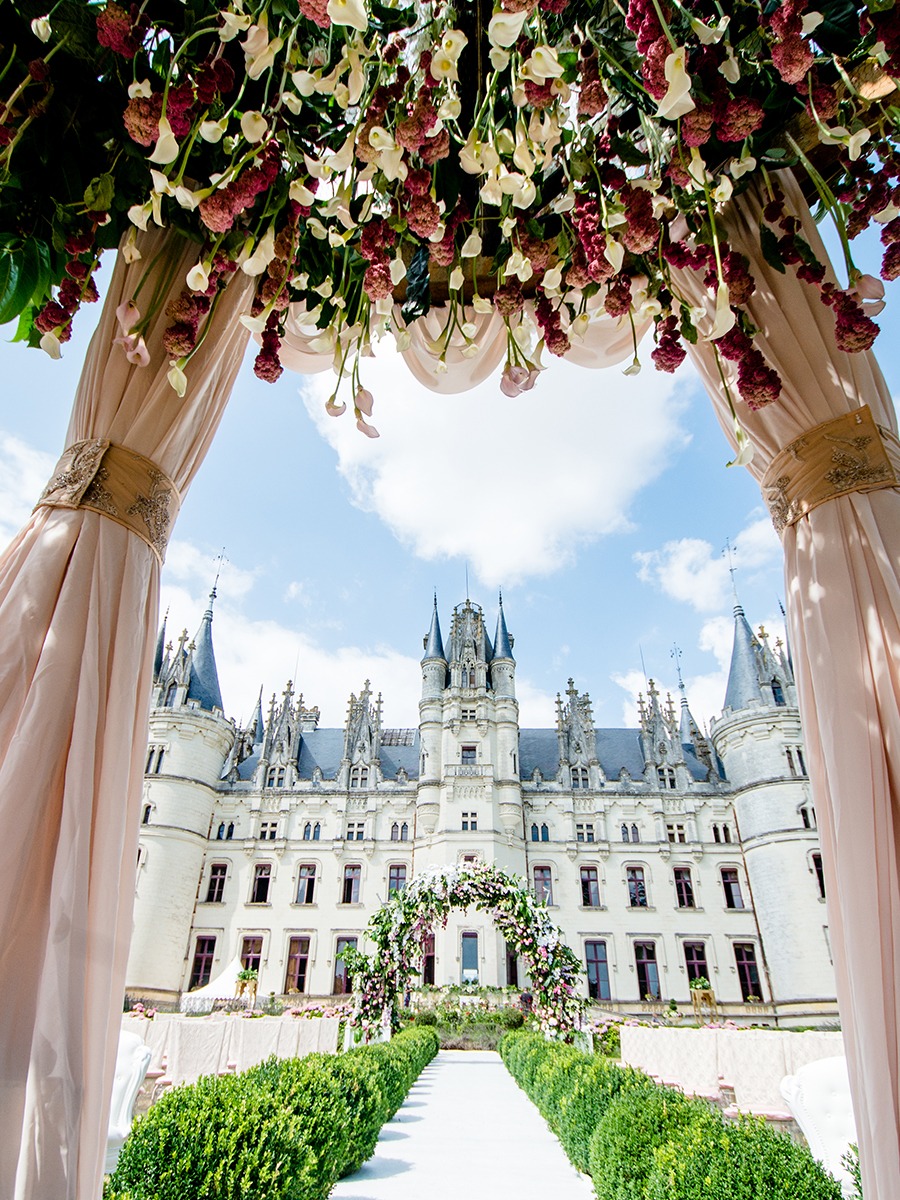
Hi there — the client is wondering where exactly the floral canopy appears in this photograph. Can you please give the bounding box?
[2,0,898,435]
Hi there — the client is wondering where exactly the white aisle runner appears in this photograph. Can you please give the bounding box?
[330,1050,594,1200]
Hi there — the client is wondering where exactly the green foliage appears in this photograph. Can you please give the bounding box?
[842,1143,863,1199]
[557,1058,645,1174]
[107,1025,438,1200]
[413,1009,438,1026]
[590,1082,720,1200]
[646,1114,844,1200]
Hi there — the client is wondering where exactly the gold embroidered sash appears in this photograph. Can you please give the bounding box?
[35,439,180,563]
[762,406,900,535]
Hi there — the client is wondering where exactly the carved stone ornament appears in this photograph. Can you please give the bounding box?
[36,439,180,563]
[762,406,900,536]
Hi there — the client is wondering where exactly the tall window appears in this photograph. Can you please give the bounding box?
[812,852,826,899]
[284,936,310,993]
[571,767,589,789]
[462,811,477,831]
[388,864,407,894]
[422,932,435,985]
[673,866,695,909]
[303,822,312,840]
[722,825,732,843]
[506,941,519,988]
[260,821,278,840]
[342,864,361,904]
[226,822,235,839]
[531,823,539,842]
[333,936,357,994]
[313,822,321,840]
[586,941,611,1001]
[296,864,316,905]
[189,935,216,990]
[541,822,549,842]
[390,822,400,841]
[461,931,479,982]
[772,678,785,705]
[346,821,365,841]
[165,683,178,707]
[635,941,660,1000]
[580,866,600,908]
[349,765,368,788]
[667,823,686,844]
[145,745,165,773]
[461,745,477,764]
[400,822,409,840]
[241,936,263,973]
[576,822,595,843]
[205,863,227,903]
[216,822,225,839]
[721,867,745,909]
[683,940,708,983]
[713,824,721,843]
[533,866,553,905]
[621,823,629,842]
[142,804,152,825]
[657,766,676,789]
[800,806,811,829]
[631,824,640,843]
[250,863,271,903]
[627,866,648,907]
[734,943,762,1000]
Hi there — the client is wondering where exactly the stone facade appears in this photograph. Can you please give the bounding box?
[127,594,837,1025]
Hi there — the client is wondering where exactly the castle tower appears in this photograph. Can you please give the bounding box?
[417,596,447,835]
[127,590,235,1001]
[711,605,835,1023]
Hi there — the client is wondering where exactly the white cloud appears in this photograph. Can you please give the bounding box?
[301,347,692,587]
[634,515,780,612]
[160,582,556,728]
[164,539,257,598]
[0,432,56,547]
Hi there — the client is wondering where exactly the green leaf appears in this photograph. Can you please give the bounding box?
[679,303,699,344]
[759,224,787,274]
[0,254,17,315]
[0,240,45,326]
[401,244,431,322]
[84,173,116,212]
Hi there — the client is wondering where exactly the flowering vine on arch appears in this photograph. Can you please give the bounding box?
[343,860,585,1039]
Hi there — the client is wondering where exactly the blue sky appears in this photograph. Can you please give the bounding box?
[2,223,896,735]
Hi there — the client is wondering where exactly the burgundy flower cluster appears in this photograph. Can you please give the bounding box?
[34,230,101,343]
[123,84,196,148]
[359,216,397,302]
[572,199,615,285]
[716,325,782,409]
[577,49,607,120]
[96,2,149,60]
[651,314,687,373]
[820,282,880,354]
[767,0,814,86]
[297,0,331,29]
[198,147,281,234]
[625,0,670,102]
[163,254,237,360]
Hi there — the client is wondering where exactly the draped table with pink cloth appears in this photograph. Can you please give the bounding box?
[2,165,900,1200]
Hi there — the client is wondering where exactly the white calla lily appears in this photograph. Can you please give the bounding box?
[289,180,316,205]
[167,360,188,397]
[241,226,277,275]
[656,47,695,120]
[292,69,317,96]
[488,9,527,48]
[489,46,510,71]
[31,15,52,42]
[240,110,268,142]
[449,266,465,291]
[327,0,368,31]
[40,331,62,358]
[707,282,735,340]
[523,46,564,82]
[128,79,152,99]
[148,117,180,165]
[727,419,755,468]
[200,118,228,142]
[281,91,303,115]
[246,34,283,80]
[219,10,251,41]
[690,15,729,43]
[186,262,210,292]
[461,231,483,258]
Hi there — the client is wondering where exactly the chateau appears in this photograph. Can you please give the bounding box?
[128,593,837,1025]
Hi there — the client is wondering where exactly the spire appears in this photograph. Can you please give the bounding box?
[723,604,764,712]
[153,608,168,679]
[493,591,514,660]
[187,587,224,713]
[249,686,265,744]
[422,593,446,661]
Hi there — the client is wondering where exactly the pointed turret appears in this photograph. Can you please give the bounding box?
[422,594,446,661]
[723,605,764,712]
[493,592,515,661]
[187,588,224,713]
[250,687,265,745]
[153,609,168,679]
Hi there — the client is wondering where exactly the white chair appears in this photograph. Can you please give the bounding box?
[105,1030,152,1176]
[780,1055,857,1197]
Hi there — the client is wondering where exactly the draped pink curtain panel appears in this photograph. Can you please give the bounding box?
[0,228,252,1200]
[681,170,900,1200]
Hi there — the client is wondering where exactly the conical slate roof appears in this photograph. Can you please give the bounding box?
[723,605,763,712]
[153,610,167,679]
[187,589,224,712]
[493,595,514,660]
[422,596,446,661]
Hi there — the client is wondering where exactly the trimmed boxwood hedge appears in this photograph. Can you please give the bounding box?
[106,1025,438,1200]
[499,1030,843,1200]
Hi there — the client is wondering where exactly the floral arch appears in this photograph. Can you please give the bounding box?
[345,861,585,1039]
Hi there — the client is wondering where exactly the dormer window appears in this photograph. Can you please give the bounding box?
[571,768,589,789]
[772,678,785,706]
[657,766,676,790]
[164,683,178,707]
[266,766,285,788]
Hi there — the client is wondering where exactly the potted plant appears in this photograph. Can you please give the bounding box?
[689,976,711,992]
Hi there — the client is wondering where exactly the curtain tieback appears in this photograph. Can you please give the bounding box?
[35,439,180,563]
[762,405,900,535]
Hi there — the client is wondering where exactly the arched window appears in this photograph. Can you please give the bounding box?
[772,678,785,705]
[541,823,549,842]
[712,824,721,842]
[313,822,321,840]
[800,806,810,829]
[165,683,178,707]
[226,822,235,839]
[391,823,399,841]
[531,823,539,842]
[631,824,640,843]
[722,825,732,843]
[216,822,225,839]
[621,823,629,842]
[401,822,409,841]
[303,822,311,840]
[142,804,151,825]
